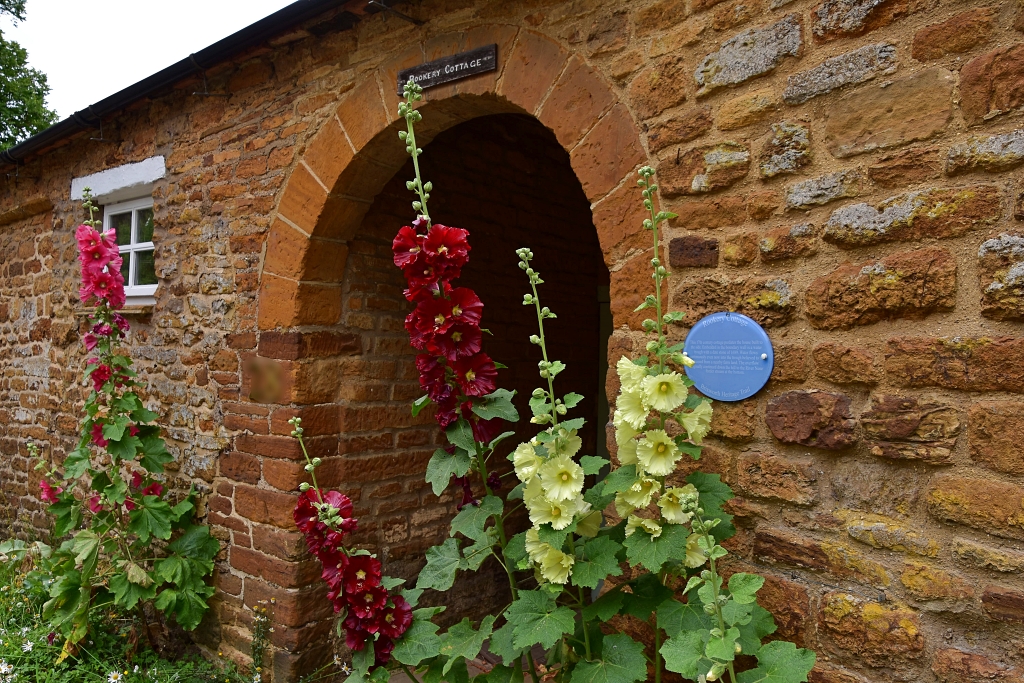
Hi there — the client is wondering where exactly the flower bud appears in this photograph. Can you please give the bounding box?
[734,643,742,654]
[529,335,541,344]
[304,464,314,473]
[532,388,546,398]
[299,482,310,492]
[703,603,717,615]
[312,458,322,466]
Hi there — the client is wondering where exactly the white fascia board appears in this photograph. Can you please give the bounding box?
[70,156,166,204]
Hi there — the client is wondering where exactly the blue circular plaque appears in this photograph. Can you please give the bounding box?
[683,312,774,402]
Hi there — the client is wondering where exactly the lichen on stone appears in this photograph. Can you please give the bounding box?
[947,128,1024,175]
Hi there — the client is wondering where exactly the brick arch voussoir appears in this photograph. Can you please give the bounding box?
[257,26,648,331]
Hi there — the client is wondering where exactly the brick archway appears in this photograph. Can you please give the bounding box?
[256,26,647,330]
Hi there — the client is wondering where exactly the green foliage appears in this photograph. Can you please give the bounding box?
[416,538,463,591]
[570,634,647,683]
[0,7,58,151]
[425,447,473,496]
[504,590,577,650]
[622,523,689,574]
[571,536,622,589]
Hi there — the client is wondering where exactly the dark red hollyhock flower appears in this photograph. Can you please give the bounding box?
[405,303,439,350]
[416,354,453,403]
[448,288,483,327]
[91,422,109,447]
[343,613,373,650]
[453,476,478,511]
[430,323,482,362]
[90,364,113,391]
[462,402,505,444]
[343,555,382,594]
[486,471,502,492]
[434,393,460,429]
[319,546,349,589]
[322,490,355,520]
[412,215,430,233]
[392,226,424,269]
[348,584,388,619]
[451,353,498,397]
[424,225,470,279]
[378,595,413,639]
[374,637,396,667]
[141,482,164,497]
[403,275,450,304]
[294,488,322,537]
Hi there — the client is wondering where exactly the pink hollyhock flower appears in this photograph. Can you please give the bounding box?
[39,480,62,503]
[112,313,130,334]
[82,333,99,351]
[92,323,113,337]
[90,364,113,391]
[141,482,163,497]
[91,423,108,447]
[451,353,498,397]
[130,470,144,489]
[87,495,103,513]
[124,497,136,511]
[129,425,139,436]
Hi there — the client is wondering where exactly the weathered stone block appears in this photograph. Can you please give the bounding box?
[805,247,956,329]
[722,232,760,265]
[819,592,924,664]
[766,390,857,449]
[866,146,942,188]
[759,122,811,179]
[673,275,794,327]
[754,528,829,570]
[628,54,689,120]
[771,344,809,382]
[928,476,1024,539]
[710,398,757,440]
[823,185,1001,247]
[885,336,1024,393]
[786,170,861,209]
[901,562,974,604]
[747,190,781,220]
[841,510,939,556]
[694,15,802,96]
[668,236,719,268]
[812,0,924,43]
[952,538,1024,573]
[912,8,995,61]
[718,87,779,130]
[760,223,818,262]
[646,106,713,152]
[826,67,953,158]
[978,233,1024,321]
[831,460,925,517]
[982,586,1024,624]
[960,44,1024,125]
[670,195,745,230]
[812,342,879,384]
[783,43,896,104]
[932,648,1019,683]
[969,401,1024,475]
[946,129,1024,175]
[860,394,960,465]
[736,452,818,504]
[660,142,750,196]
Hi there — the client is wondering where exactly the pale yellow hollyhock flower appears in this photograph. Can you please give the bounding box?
[621,475,660,509]
[513,442,542,482]
[576,510,603,537]
[524,476,546,512]
[525,528,552,563]
[548,428,582,458]
[615,420,639,447]
[617,388,649,430]
[540,547,574,584]
[539,455,584,502]
[616,356,647,392]
[658,485,697,524]
[685,532,706,568]
[680,352,695,368]
[636,429,681,477]
[678,401,713,444]
[529,496,578,530]
[614,492,636,519]
[641,372,688,414]
[617,437,638,466]
[625,514,662,538]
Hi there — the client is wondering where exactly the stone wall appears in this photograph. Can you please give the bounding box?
[0,0,1023,680]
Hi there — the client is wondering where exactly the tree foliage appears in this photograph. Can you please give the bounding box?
[0,0,58,150]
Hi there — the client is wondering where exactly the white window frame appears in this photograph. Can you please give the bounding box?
[103,197,158,306]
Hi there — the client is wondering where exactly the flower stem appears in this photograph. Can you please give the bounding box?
[696,511,737,683]
[399,662,424,683]
[400,81,432,224]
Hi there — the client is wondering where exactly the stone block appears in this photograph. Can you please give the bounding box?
[866,147,942,188]
[969,401,1024,475]
[672,275,794,327]
[812,0,924,43]
[660,142,750,196]
[694,15,802,96]
[669,236,719,268]
[671,195,746,230]
[959,44,1024,125]
[628,54,689,120]
[912,8,995,61]
[982,586,1024,624]
[718,87,779,130]
[825,67,953,158]
[570,104,646,201]
[759,122,811,179]
[754,528,829,570]
[831,460,925,517]
[812,342,879,384]
[927,476,1024,540]
[770,344,809,382]
[823,185,1001,247]
[900,561,974,603]
[759,223,818,261]
[710,398,757,440]
[818,592,925,665]
[539,56,616,149]
[747,190,781,220]
[932,648,1019,683]
[736,452,818,504]
[946,129,1024,175]
[841,510,939,556]
[766,390,857,449]
[952,538,1024,573]
[786,170,861,209]
[805,247,956,329]
[646,106,713,152]
[783,43,896,104]
[860,394,960,465]
[885,336,1024,393]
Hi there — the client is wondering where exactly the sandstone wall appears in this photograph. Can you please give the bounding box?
[0,0,1022,680]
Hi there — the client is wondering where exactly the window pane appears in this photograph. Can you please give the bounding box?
[136,208,154,242]
[120,253,132,285]
[135,249,157,286]
[110,213,132,246]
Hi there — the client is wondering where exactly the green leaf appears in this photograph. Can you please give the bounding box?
[737,605,777,655]
[548,361,566,377]
[722,598,754,627]
[560,417,585,432]
[582,587,624,622]
[168,524,219,560]
[107,434,143,462]
[139,435,173,472]
[402,588,424,608]
[446,419,477,452]
[483,663,525,683]
[736,641,816,683]
[529,395,552,418]
[488,430,517,452]
[351,641,376,678]
[537,522,571,549]
[572,536,623,590]
[131,407,160,423]
[425,448,473,497]
[660,631,705,679]
[656,598,686,638]
[571,634,647,683]
[128,495,173,542]
[622,572,673,619]
[504,531,529,570]
[580,456,609,476]
[562,393,584,409]
[687,472,735,542]
[417,538,462,591]
[471,389,519,422]
[601,465,638,495]
[488,621,525,666]
[393,616,443,666]
[461,532,496,571]
[51,497,82,537]
[381,576,406,590]
[62,447,91,480]
[450,495,503,543]
[439,615,495,674]
[506,590,577,650]
[622,523,689,574]
[110,571,156,610]
[154,583,214,631]
[71,531,100,575]
[705,627,741,662]
[412,394,432,417]
[729,572,765,604]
